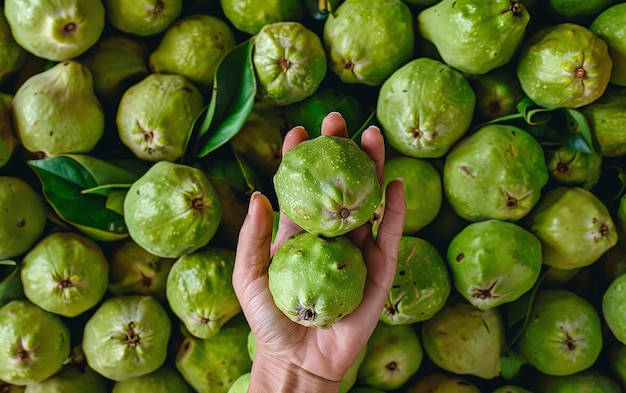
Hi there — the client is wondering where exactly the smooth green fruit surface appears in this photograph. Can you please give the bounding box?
[268,232,367,328]
[603,272,626,345]
[549,0,614,21]
[0,6,25,85]
[104,0,182,36]
[0,94,15,168]
[273,135,381,237]
[24,366,108,393]
[516,23,612,109]
[590,3,626,86]
[407,373,482,393]
[111,366,193,393]
[377,57,476,159]
[536,370,621,393]
[0,300,70,385]
[545,145,602,189]
[580,87,626,157]
[124,161,222,258]
[219,0,303,35]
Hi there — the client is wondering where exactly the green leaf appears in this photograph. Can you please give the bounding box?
[350,110,377,142]
[564,108,596,154]
[516,96,554,125]
[27,155,141,241]
[202,146,261,194]
[0,260,24,308]
[106,189,128,216]
[195,38,257,158]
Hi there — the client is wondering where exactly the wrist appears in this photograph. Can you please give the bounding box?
[247,352,342,393]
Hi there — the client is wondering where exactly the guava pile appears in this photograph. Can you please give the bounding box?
[1,0,626,391]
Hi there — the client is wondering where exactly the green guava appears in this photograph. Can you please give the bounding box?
[268,232,367,328]
[82,295,172,381]
[590,3,626,86]
[381,236,450,325]
[253,21,327,105]
[24,366,108,393]
[446,219,542,310]
[323,0,414,86]
[0,94,16,168]
[111,366,193,393]
[149,14,236,91]
[206,176,250,250]
[108,238,175,300]
[166,247,241,339]
[81,34,150,104]
[548,0,614,21]
[339,345,367,393]
[580,87,626,157]
[226,372,251,393]
[609,342,626,388]
[0,7,25,85]
[376,57,476,159]
[545,145,602,189]
[3,0,104,61]
[175,318,251,393]
[124,161,222,258]
[273,135,381,237]
[421,299,505,379]
[219,0,303,35]
[406,373,482,393]
[0,299,70,385]
[443,124,548,222]
[418,0,530,75]
[383,156,442,234]
[20,231,109,318]
[104,0,182,36]
[515,289,603,376]
[602,272,626,345]
[12,60,105,156]
[535,370,621,393]
[524,186,618,270]
[468,68,526,122]
[246,330,257,362]
[516,23,613,109]
[0,176,46,259]
[116,73,205,162]
[490,386,532,393]
[357,322,423,390]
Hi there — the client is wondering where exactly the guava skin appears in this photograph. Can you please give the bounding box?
[421,300,505,379]
[219,0,303,35]
[268,232,367,328]
[602,272,626,345]
[0,300,71,385]
[515,289,603,376]
[357,322,423,390]
[443,124,548,222]
[377,57,476,159]
[468,68,526,122]
[226,372,251,393]
[525,186,618,270]
[123,161,222,258]
[418,0,530,75]
[490,386,532,393]
[0,7,26,85]
[323,0,414,86]
[590,3,626,86]
[82,295,172,381]
[104,0,182,37]
[447,219,542,311]
[25,366,108,393]
[116,73,205,162]
[253,22,327,106]
[406,373,482,393]
[381,236,450,325]
[3,0,105,61]
[273,135,381,237]
[12,60,105,156]
[580,87,626,157]
[516,23,613,109]
[545,145,602,189]
[383,156,442,234]
[175,319,251,393]
[149,14,236,91]
[0,94,16,168]
[166,247,241,339]
[20,231,109,318]
[111,366,193,393]
[536,370,621,393]
[339,345,367,393]
[0,176,46,259]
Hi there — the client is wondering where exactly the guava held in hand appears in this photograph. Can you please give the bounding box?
[268,232,367,328]
[124,161,222,258]
[273,135,382,237]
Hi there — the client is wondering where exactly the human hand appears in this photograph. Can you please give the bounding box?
[233,112,406,393]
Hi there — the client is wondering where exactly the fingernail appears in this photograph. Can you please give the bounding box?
[249,191,261,215]
[368,125,381,134]
[328,111,343,117]
[394,177,404,184]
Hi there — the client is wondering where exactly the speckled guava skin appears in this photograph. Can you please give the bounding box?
[273,135,381,237]
[323,0,414,86]
[0,8,25,85]
[407,373,482,392]
[418,0,530,75]
[166,247,241,339]
[545,144,602,189]
[82,295,172,381]
[123,161,222,258]
[446,220,542,310]
[381,236,450,325]
[580,88,626,157]
[590,3,626,86]
[268,232,367,328]
[111,366,193,393]
[104,0,182,37]
[25,366,108,393]
[253,22,327,106]
[525,186,618,270]
[377,57,476,159]
[603,273,626,345]
[443,124,548,222]
[515,289,603,376]
[537,370,621,393]
[0,299,71,385]
[516,23,613,109]
[219,0,303,35]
